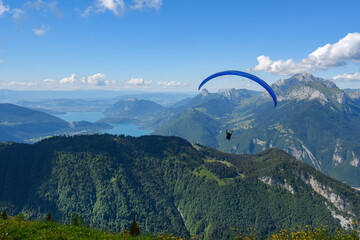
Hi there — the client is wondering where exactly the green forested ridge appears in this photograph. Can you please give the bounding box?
[1,134,360,239]
[154,109,220,148]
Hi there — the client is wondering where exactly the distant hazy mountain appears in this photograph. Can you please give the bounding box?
[345,89,360,106]
[0,89,195,112]
[0,89,123,102]
[1,134,360,239]
[169,88,260,115]
[154,73,360,187]
[114,92,196,107]
[0,103,110,142]
[102,98,167,126]
[18,99,115,113]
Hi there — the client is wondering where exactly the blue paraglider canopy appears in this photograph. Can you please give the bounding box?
[198,70,277,107]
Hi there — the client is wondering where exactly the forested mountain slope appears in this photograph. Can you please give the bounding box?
[1,134,360,239]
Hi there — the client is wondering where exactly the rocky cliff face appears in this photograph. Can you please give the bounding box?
[259,172,357,229]
[280,85,328,104]
[297,172,355,229]
[242,73,360,186]
[258,176,295,194]
[346,89,360,100]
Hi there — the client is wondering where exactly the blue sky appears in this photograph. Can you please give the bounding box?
[1,0,360,91]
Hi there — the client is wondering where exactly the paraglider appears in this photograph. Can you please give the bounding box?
[198,70,277,107]
[198,70,277,141]
[226,129,233,140]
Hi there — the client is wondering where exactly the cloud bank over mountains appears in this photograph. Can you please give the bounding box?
[125,77,152,86]
[252,33,360,81]
[0,72,188,90]
[333,73,360,82]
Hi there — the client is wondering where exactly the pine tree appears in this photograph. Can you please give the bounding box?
[46,211,54,222]
[130,217,140,236]
[71,213,79,226]
[1,209,8,220]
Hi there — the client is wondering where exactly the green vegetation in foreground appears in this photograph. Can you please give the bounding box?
[1,216,360,240]
[0,214,150,240]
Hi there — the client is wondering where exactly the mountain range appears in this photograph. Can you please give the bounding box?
[98,73,360,188]
[150,74,360,188]
[1,134,360,239]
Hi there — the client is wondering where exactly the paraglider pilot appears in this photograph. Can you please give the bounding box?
[226,129,233,140]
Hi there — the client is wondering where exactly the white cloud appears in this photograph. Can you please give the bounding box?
[47,1,63,18]
[125,77,152,86]
[60,74,77,84]
[0,0,10,16]
[7,81,35,87]
[12,8,24,20]
[1,73,119,90]
[333,73,360,82]
[0,59,4,63]
[252,33,360,75]
[0,80,39,90]
[18,1,62,20]
[44,73,114,87]
[158,81,181,88]
[82,0,162,16]
[132,0,162,10]
[251,55,312,76]
[81,0,125,16]
[81,6,93,17]
[95,0,125,15]
[86,73,110,86]
[33,25,50,36]
[48,1,63,18]
[24,0,45,10]
[43,78,56,83]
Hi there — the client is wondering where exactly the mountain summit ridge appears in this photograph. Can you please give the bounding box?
[271,73,345,105]
[274,73,337,89]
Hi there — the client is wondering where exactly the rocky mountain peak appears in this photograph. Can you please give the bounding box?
[292,72,314,82]
[123,98,137,102]
[218,88,239,99]
[275,73,337,89]
[201,88,209,97]
[273,73,343,104]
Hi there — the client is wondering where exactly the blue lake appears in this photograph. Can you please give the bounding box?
[55,112,153,137]
[55,112,104,123]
